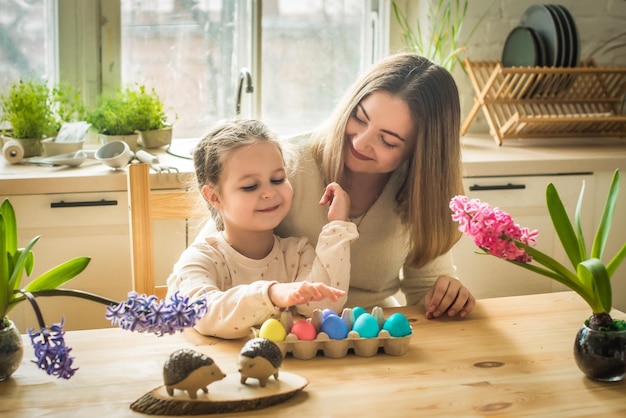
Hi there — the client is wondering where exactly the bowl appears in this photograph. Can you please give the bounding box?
[41,137,84,157]
[95,140,133,169]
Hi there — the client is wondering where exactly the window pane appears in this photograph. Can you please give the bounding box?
[121,0,251,139]
[261,0,367,136]
[120,0,374,139]
[0,2,52,91]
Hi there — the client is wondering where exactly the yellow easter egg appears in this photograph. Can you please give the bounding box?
[259,318,287,342]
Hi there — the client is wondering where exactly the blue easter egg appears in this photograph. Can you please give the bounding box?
[351,306,367,320]
[352,313,380,338]
[321,314,349,340]
[382,312,412,337]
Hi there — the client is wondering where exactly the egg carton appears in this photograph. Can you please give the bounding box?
[252,307,412,360]
[274,329,411,360]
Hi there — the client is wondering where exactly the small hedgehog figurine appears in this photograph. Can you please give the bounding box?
[237,338,284,387]
[163,348,226,399]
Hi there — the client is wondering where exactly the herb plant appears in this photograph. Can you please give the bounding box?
[86,84,169,135]
[0,79,84,140]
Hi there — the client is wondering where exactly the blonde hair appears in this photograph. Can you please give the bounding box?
[193,119,281,230]
[311,53,464,268]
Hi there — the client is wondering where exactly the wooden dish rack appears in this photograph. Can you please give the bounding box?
[461,59,626,145]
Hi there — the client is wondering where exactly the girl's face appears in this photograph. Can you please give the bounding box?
[344,91,415,174]
[205,141,293,233]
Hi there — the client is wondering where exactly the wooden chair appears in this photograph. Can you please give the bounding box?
[127,163,201,299]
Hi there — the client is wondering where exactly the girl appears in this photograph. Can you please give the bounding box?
[167,119,358,338]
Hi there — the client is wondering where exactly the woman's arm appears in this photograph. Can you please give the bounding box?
[401,251,475,318]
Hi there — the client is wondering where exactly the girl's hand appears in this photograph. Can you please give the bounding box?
[268,281,346,308]
[423,275,475,319]
[319,182,351,222]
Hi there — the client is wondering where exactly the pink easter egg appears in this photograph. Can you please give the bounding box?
[290,320,318,341]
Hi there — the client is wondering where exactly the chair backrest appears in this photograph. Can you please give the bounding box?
[127,163,201,299]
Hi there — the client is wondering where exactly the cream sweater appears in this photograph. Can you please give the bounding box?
[168,221,358,339]
[274,132,457,308]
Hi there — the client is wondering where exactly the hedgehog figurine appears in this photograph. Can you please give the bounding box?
[237,338,284,387]
[163,348,226,399]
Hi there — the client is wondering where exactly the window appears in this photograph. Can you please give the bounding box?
[1,0,387,139]
[0,1,55,93]
[119,0,387,138]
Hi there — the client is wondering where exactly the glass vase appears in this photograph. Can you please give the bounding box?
[573,323,626,382]
[0,318,24,382]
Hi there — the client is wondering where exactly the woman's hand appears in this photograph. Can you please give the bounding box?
[268,281,346,309]
[319,182,351,222]
[423,275,475,319]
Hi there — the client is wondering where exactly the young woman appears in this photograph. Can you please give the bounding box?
[275,53,475,319]
[167,119,358,338]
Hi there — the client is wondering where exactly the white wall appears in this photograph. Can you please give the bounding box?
[389,0,626,134]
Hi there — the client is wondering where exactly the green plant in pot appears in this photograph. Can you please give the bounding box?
[127,84,173,149]
[0,79,85,158]
[0,198,207,381]
[86,88,141,151]
[450,169,626,382]
[0,79,56,157]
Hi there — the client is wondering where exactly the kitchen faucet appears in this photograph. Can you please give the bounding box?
[236,67,254,117]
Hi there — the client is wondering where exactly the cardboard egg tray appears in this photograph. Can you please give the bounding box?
[273,329,411,360]
[252,306,412,360]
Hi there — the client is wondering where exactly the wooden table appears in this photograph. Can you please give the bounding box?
[1,292,625,417]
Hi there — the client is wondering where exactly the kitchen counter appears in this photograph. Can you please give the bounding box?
[460,134,626,177]
[1,135,626,195]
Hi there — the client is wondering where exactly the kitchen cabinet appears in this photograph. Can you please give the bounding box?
[5,192,133,331]
[4,190,196,332]
[452,173,595,299]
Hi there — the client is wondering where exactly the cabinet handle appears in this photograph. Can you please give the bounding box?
[50,199,118,208]
[469,183,526,191]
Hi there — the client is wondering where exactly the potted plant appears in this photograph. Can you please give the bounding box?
[0,79,86,158]
[391,0,493,73]
[0,79,56,157]
[0,198,207,381]
[450,169,626,382]
[86,87,141,151]
[127,84,174,149]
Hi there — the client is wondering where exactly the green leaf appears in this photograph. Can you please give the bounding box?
[546,183,582,268]
[573,180,588,258]
[24,257,90,292]
[578,258,611,313]
[8,235,40,294]
[0,200,17,254]
[606,241,626,277]
[591,169,620,259]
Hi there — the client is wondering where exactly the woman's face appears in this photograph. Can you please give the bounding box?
[344,91,415,174]
[205,141,293,233]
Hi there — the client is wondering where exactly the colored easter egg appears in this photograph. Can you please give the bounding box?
[259,318,287,342]
[320,314,349,340]
[352,306,367,321]
[290,320,317,341]
[322,308,338,319]
[352,313,380,338]
[382,313,412,337]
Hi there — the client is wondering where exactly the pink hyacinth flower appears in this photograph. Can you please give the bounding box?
[450,195,538,263]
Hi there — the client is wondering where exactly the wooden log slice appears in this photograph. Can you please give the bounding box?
[130,372,308,415]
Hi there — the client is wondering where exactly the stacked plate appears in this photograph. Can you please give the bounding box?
[502,4,580,68]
